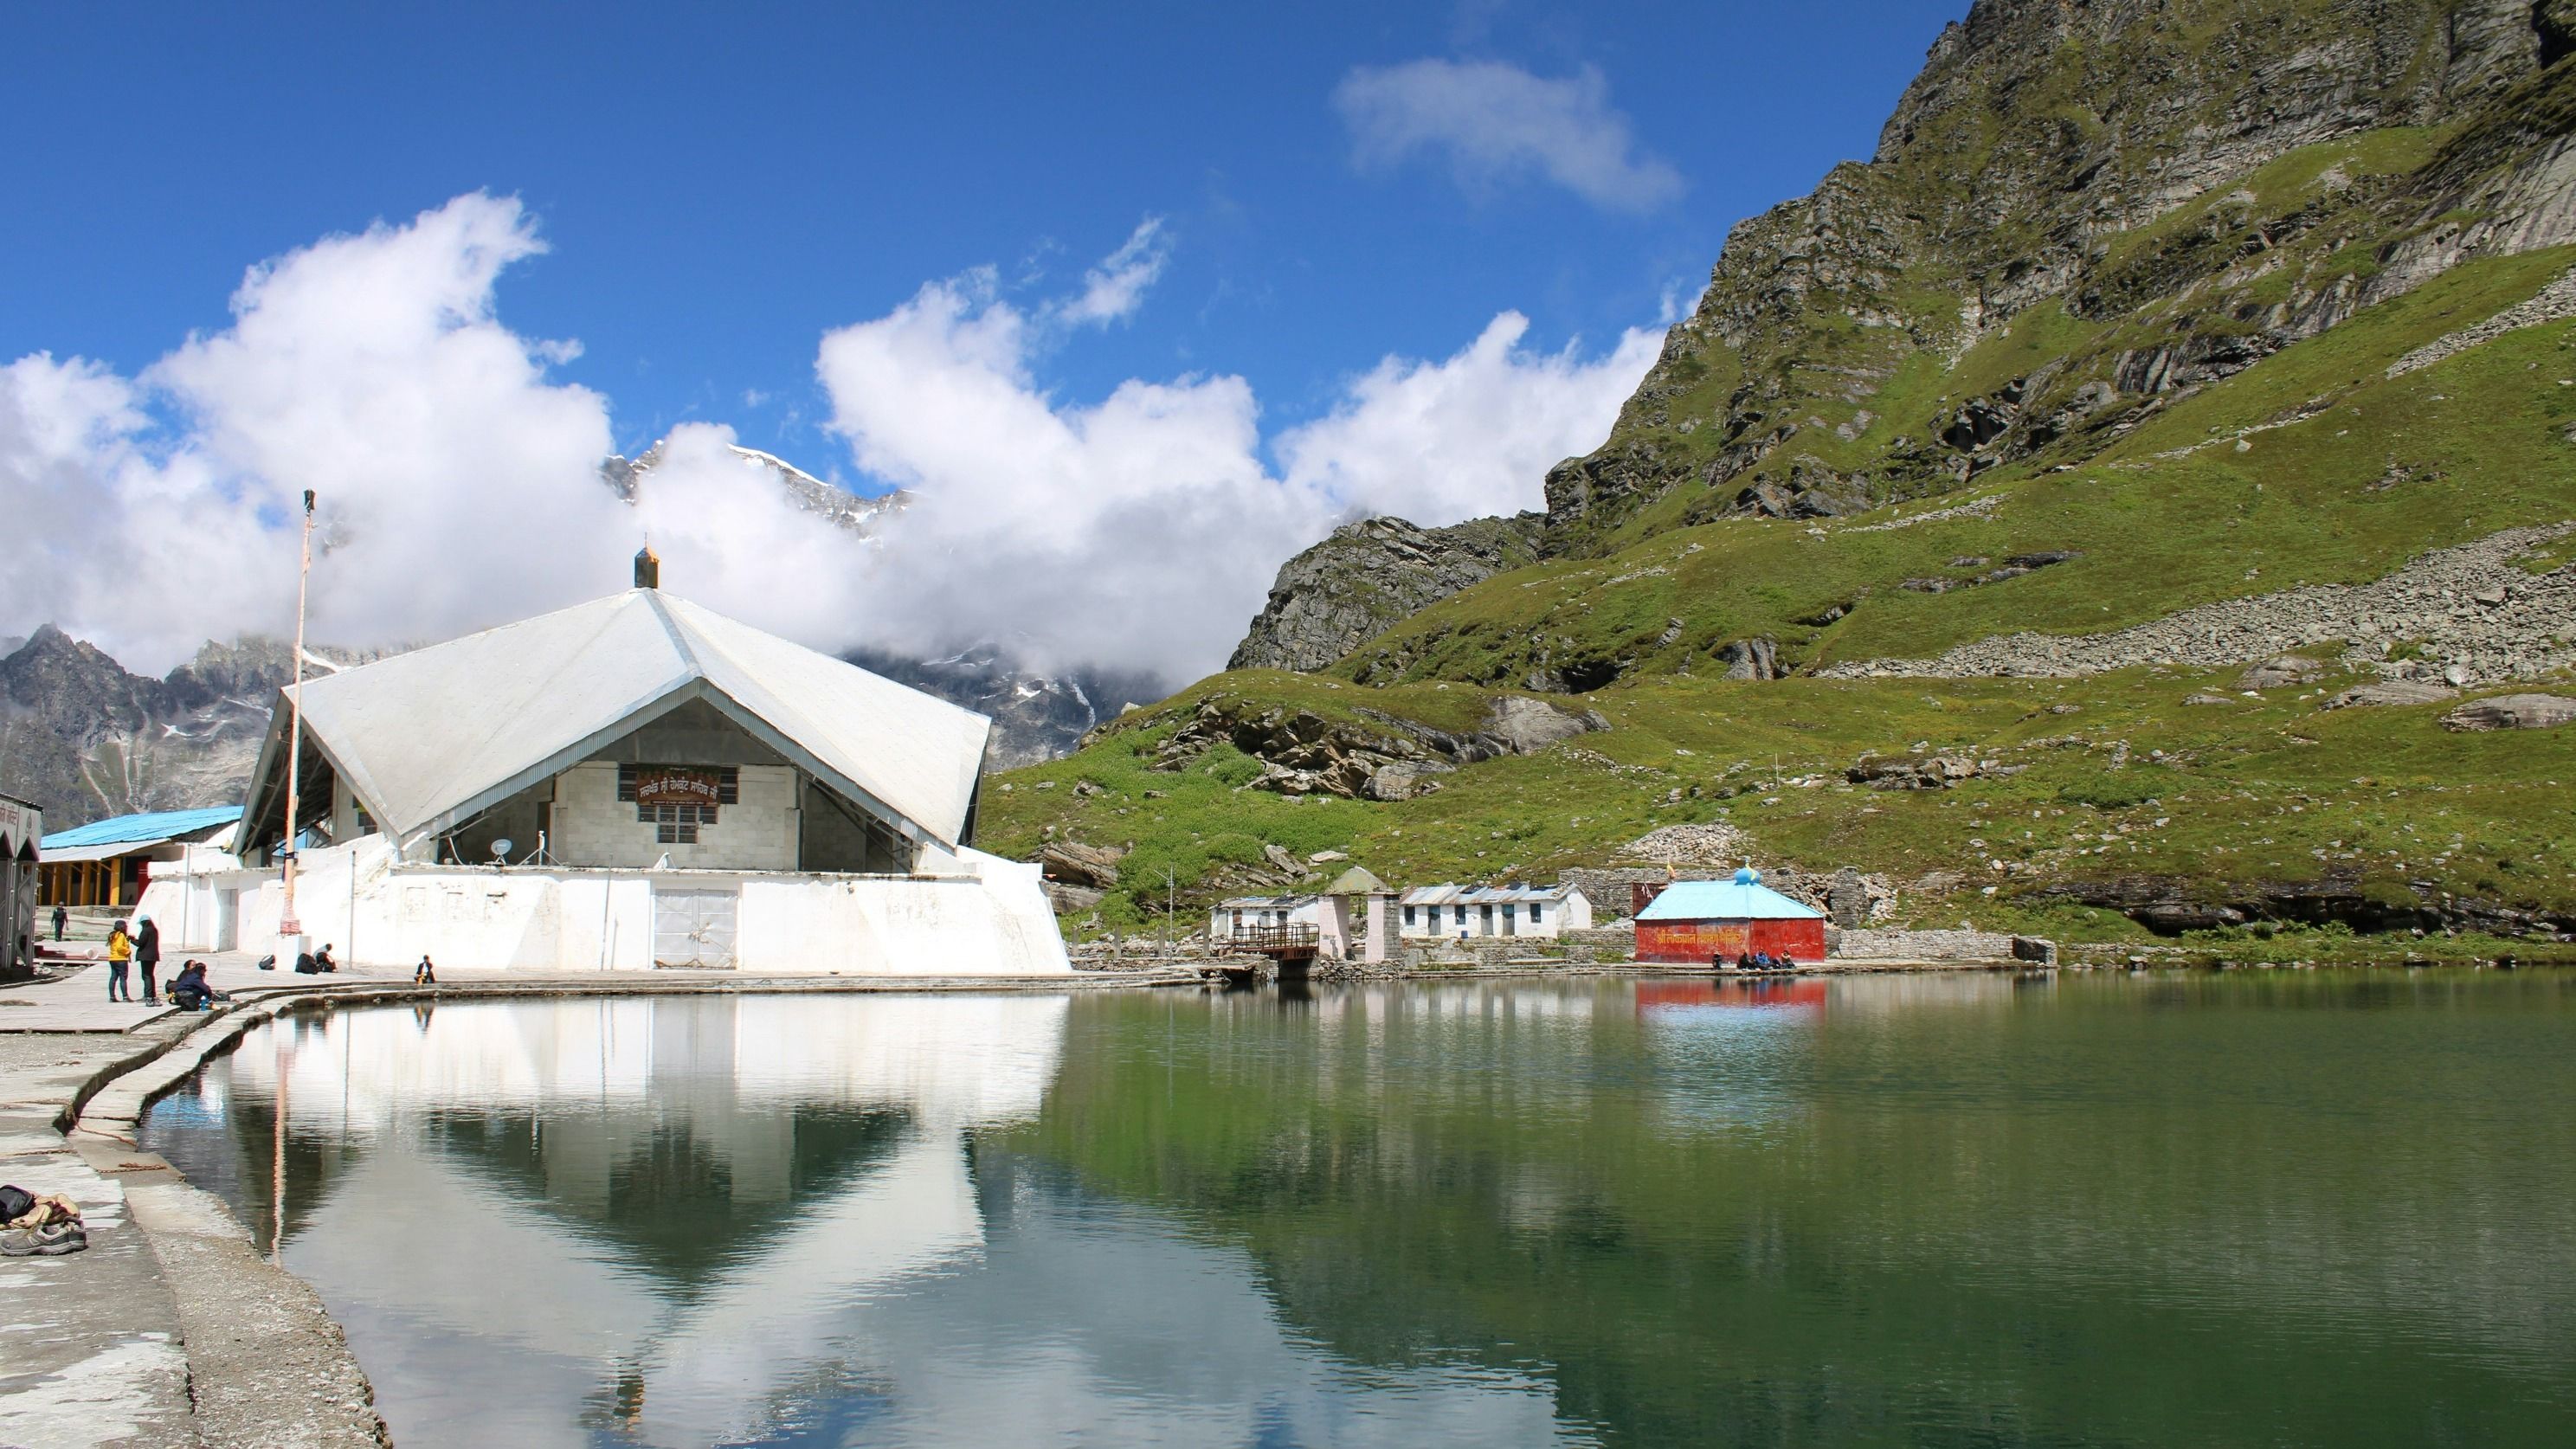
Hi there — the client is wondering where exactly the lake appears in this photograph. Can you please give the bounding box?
[141,971,2576,1447]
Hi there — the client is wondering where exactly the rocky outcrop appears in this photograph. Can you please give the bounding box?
[1820,524,2576,687]
[1149,692,1607,800]
[1228,513,1544,673]
[2327,679,2457,709]
[2041,868,2576,941]
[842,644,1163,771]
[2439,692,2576,731]
[1539,0,2573,551]
[1846,753,1984,790]
[0,629,390,828]
[2239,655,2328,691]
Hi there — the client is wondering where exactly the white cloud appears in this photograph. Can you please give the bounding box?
[1334,58,1682,212]
[1277,312,1661,526]
[0,195,882,675]
[1048,218,1172,328]
[0,194,632,673]
[2,194,1660,692]
[816,279,1660,681]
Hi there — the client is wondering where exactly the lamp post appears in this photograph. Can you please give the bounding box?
[279,489,315,943]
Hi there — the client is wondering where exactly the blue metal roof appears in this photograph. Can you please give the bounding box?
[1635,870,1824,923]
[40,806,243,851]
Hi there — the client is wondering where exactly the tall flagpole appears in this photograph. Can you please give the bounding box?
[279,490,315,942]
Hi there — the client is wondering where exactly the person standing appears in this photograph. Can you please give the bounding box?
[135,916,162,1003]
[50,904,66,942]
[105,920,135,1002]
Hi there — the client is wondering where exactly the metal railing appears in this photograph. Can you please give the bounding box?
[1222,922,1320,951]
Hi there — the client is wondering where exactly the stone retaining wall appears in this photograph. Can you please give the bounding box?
[1828,927,2056,964]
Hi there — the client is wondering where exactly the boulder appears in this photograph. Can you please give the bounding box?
[2324,679,2458,709]
[1716,637,1782,681]
[1847,754,1980,789]
[2238,654,2324,691]
[1039,841,1125,891]
[2439,693,2576,731]
[1483,695,1603,753]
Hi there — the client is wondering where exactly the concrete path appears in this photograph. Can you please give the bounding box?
[0,1027,205,1449]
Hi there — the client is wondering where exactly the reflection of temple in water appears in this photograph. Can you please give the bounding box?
[184,995,1072,1448]
[165,994,1574,1449]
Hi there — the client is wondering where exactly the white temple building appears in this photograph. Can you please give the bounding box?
[140,565,1068,976]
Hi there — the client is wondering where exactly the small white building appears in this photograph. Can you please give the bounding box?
[1209,895,1323,941]
[140,574,1067,976]
[1398,883,1593,941]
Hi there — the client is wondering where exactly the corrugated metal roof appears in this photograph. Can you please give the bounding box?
[41,806,242,851]
[1635,872,1824,922]
[240,589,991,849]
[1400,882,1582,906]
[33,841,138,864]
[1215,895,1317,909]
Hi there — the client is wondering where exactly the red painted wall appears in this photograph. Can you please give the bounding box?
[1636,917,1826,964]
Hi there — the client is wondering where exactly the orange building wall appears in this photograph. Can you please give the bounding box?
[1636,917,1826,964]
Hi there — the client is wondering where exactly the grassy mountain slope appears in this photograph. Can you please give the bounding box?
[987,2,2576,956]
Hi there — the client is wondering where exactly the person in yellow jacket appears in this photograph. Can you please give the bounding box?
[105,920,135,1003]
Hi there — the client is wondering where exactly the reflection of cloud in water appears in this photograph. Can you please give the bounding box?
[184,996,1588,1448]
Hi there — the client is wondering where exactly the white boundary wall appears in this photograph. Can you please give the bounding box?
[138,834,1070,976]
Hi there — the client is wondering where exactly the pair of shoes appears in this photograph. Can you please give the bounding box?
[0,1224,87,1257]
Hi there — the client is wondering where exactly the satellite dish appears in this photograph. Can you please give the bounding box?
[491,838,514,861]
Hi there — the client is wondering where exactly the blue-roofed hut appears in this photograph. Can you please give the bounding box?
[1633,868,1826,964]
[36,806,244,910]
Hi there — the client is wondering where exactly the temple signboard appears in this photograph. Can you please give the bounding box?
[632,768,726,809]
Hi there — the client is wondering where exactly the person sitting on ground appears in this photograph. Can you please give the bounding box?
[168,960,222,1012]
[313,943,338,973]
[105,919,135,1002]
[414,955,436,984]
[1753,951,1774,970]
[1737,950,1755,969]
[1776,951,1796,970]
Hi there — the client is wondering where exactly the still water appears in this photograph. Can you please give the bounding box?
[143,973,2576,1448]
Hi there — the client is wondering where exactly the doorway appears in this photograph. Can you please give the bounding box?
[652,886,739,969]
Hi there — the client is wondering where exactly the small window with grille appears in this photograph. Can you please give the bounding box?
[644,803,712,844]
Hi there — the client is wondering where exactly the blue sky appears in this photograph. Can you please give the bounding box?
[3,1,1970,679]
[4,1,1959,465]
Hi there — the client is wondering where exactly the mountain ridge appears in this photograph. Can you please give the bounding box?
[1010,0,2576,953]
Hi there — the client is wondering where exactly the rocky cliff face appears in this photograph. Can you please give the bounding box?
[1546,0,2576,550]
[840,644,1165,771]
[1227,513,1545,672]
[0,630,383,828]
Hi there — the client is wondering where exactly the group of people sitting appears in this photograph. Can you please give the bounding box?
[1718,950,1798,972]
[167,960,225,1011]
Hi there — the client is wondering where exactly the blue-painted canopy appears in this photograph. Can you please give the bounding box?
[41,806,242,851]
[1635,871,1824,922]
